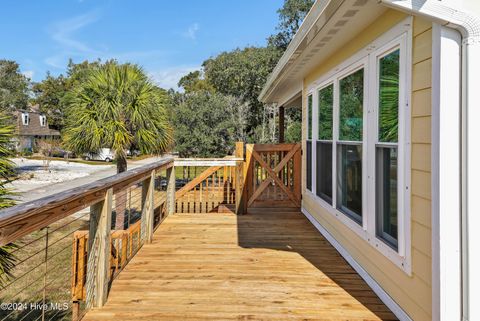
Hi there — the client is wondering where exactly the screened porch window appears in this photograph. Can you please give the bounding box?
[376,49,400,250]
[337,68,364,224]
[316,84,333,204]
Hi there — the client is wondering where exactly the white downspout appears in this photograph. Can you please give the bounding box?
[378,1,480,321]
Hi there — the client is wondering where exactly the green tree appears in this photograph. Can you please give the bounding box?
[63,61,172,173]
[0,112,17,286]
[268,0,315,51]
[32,73,68,130]
[203,46,282,139]
[173,91,247,157]
[0,60,30,112]
[178,70,215,94]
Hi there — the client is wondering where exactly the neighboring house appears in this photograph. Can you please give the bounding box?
[260,1,480,321]
[14,107,61,151]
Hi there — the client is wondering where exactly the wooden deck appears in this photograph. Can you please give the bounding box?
[83,208,397,321]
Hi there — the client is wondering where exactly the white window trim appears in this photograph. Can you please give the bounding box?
[39,115,47,127]
[304,17,412,274]
[22,113,29,126]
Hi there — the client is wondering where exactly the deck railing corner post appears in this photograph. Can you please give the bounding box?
[86,188,113,308]
[166,164,175,216]
[141,170,155,244]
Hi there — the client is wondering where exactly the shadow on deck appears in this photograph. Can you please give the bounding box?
[83,208,398,321]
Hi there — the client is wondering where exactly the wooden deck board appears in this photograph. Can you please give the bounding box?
[83,210,397,321]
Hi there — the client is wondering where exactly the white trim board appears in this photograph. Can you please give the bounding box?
[431,23,462,321]
[301,207,413,321]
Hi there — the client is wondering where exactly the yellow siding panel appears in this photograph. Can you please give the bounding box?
[412,88,432,117]
[412,169,431,200]
[412,143,431,172]
[413,28,433,64]
[411,195,432,228]
[412,221,432,257]
[413,17,432,36]
[412,116,431,144]
[413,248,433,285]
[412,58,432,91]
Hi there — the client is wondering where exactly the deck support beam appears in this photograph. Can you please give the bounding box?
[141,170,155,243]
[235,142,245,214]
[278,106,285,143]
[86,188,113,308]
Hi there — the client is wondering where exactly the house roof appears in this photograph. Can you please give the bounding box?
[15,111,61,137]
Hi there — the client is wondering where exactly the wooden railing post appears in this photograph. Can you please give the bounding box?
[141,170,155,243]
[166,165,175,216]
[235,142,245,214]
[86,188,112,308]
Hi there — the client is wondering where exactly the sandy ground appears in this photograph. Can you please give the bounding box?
[5,156,170,203]
[8,158,114,193]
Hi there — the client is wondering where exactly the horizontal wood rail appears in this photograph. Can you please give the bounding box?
[0,157,174,246]
[174,157,242,167]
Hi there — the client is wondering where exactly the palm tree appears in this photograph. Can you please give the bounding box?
[0,112,17,287]
[64,62,172,229]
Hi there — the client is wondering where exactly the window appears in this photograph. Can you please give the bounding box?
[39,115,47,127]
[21,113,29,125]
[376,49,400,250]
[306,95,313,191]
[337,69,364,223]
[316,84,333,204]
[305,20,411,272]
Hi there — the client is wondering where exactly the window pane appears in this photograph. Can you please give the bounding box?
[337,144,362,223]
[307,95,313,140]
[376,147,398,249]
[306,141,312,191]
[316,142,332,204]
[339,69,364,141]
[379,49,400,142]
[318,84,333,140]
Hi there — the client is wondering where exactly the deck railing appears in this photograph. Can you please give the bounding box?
[0,142,302,321]
[0,143,248,321]
[0,157,176,321]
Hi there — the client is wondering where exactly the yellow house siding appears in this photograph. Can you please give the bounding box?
[301,12,433,321]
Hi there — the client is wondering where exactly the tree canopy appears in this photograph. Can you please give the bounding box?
[268,0,315,51]
[0,60,30,112]
[173,91,248,157]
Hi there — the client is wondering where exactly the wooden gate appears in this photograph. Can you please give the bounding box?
[245,143,301,208]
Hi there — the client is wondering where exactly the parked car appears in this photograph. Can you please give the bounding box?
[83,148,115,162]
[51,148,76,158]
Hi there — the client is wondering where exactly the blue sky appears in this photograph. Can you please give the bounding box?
[0,0,282,89]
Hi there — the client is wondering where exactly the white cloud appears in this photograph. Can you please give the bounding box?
[22,70,35,80]
[45,11,171,71]
[50,10,100,53]
[149,66,200,90]
[182,23,199,40]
